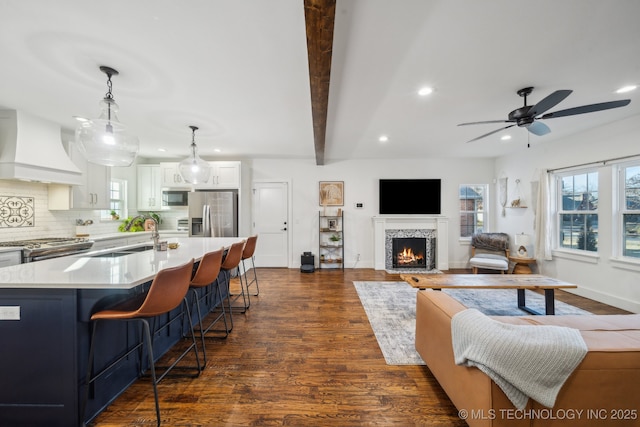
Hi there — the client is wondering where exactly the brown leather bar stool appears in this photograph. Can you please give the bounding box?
[189,248,229,368]
[241,235,260,297]
[81,259,198,427]
[220,240,247,328]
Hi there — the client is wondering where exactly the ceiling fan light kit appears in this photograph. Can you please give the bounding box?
[178,125,212,184]
[459,86,631,144]
[75,66,140,167]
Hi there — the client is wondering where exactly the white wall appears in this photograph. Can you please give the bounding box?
[494,115,640,313]
[248,157,495,270]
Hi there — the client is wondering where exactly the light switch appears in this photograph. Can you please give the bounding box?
[0,306,20,320]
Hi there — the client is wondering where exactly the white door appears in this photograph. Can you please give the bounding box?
[252,181,289,267]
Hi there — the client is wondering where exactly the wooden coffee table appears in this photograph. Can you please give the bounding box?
[401,274,578,315]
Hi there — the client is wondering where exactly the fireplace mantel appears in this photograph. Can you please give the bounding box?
[372,216,448,271]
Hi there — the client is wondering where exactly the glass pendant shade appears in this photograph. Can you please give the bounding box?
[75,66,139,167]
[178,126,211,184]
[76,98,139,167]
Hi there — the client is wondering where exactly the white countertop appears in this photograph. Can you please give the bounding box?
[89,230,188,241]
[0,237,244,290]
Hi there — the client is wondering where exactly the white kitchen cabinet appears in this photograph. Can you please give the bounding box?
[48,141,110,210]
[194,161,241,189]
[0,250,21,267]
[159,162,191,188]
[137,164,162,211]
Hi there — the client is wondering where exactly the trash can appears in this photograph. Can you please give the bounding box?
[300,252,315,273]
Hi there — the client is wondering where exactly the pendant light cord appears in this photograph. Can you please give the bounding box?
[100,66,119,123]
[190,126,199,156]
[105,73,114,101]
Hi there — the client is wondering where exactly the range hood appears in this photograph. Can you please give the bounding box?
[0,109,83,185]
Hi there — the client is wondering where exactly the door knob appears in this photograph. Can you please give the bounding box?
[281,227,287,231]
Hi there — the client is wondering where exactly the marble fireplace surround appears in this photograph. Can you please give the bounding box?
[373,216,449,271]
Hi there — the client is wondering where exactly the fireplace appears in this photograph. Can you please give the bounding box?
[383,227,437,271]
[392,238,426,269]
[373,216,449,271]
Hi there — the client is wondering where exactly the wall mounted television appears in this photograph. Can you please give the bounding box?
[379,179,441,215]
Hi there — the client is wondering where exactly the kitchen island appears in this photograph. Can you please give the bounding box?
[0,237,244,427]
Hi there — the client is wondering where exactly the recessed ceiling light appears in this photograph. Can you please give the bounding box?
[616,85,637,94]
[73,115,89,122]
[501,135,512,141]
[418,87,433,96]
[214,148,222,153]
[157,148,166,152]
[379,135,389,142]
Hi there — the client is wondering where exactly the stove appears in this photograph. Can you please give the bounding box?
[0,237,94,263]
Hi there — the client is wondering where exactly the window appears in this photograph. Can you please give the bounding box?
[621,164,640,258]
[557,170,598,252]
[103,179,127,220]
[459,184,487,238]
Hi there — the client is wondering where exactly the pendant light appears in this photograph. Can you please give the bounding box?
[75,66,139,167]
[178,126,211,184]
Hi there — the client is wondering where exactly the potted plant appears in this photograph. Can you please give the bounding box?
[118,216,145,232]
[149,212,162,225]
[329,234,341,245]
[109,210,119,220]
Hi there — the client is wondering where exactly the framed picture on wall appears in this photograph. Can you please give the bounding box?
[319,181,344,206]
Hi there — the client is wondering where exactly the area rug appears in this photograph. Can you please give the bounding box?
[353,281,591,366]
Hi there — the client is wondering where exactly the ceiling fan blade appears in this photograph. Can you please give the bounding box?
[465,125,515,143]
[527,121,550,136]
[528,89,572,117]
[541,99,631,119]
[458,120,512,126]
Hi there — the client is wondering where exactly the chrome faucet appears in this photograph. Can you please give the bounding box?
[125,214,160,248]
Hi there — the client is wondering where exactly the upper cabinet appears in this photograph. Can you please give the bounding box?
[195,161,241,189]
[159,161,240,190]
[48,141,110,210]
[137,164,162,211]
[159,162,191,188]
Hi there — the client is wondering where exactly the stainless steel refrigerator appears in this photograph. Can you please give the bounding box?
[188,190,238,237]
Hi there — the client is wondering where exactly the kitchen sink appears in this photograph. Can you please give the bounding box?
[87,244,154,258]
[90,252,131,258]
[123,245,154,252]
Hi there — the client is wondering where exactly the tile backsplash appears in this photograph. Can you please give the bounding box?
[0,180,186,242]
[0,181,117,241]
[0,195,34,228]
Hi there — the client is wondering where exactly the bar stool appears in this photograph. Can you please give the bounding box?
[189,248,229,369]
[81,259,198,427]
[220,241,247,326]
[241,235,260,297]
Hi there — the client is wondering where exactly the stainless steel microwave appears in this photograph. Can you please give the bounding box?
[162,190,189,207]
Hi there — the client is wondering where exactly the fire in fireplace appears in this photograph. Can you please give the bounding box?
[392,237,427,269]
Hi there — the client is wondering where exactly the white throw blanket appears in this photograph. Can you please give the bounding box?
[451,309,587,409]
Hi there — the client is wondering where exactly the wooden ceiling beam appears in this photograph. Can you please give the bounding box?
[304,0,335,166]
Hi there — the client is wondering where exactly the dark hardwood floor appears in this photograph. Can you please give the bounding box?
[89,268,628,426]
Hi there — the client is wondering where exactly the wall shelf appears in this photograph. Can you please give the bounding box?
[319,211,344,269]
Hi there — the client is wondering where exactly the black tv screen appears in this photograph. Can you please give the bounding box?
[379,179,441,215]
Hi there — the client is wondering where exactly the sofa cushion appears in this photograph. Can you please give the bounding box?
[469,254,509,270]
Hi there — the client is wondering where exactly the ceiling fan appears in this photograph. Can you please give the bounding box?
[458,87,631,143]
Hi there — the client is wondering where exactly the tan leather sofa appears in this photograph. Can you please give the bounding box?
[415,290,640,427]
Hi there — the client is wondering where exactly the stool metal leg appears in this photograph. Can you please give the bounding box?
[242,256,259,296]
[141,318,161,426]
[227,266,249,312]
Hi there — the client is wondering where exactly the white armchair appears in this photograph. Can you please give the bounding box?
[469,232,510,274]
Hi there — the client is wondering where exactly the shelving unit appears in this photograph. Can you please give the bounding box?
[319,211,344,269]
